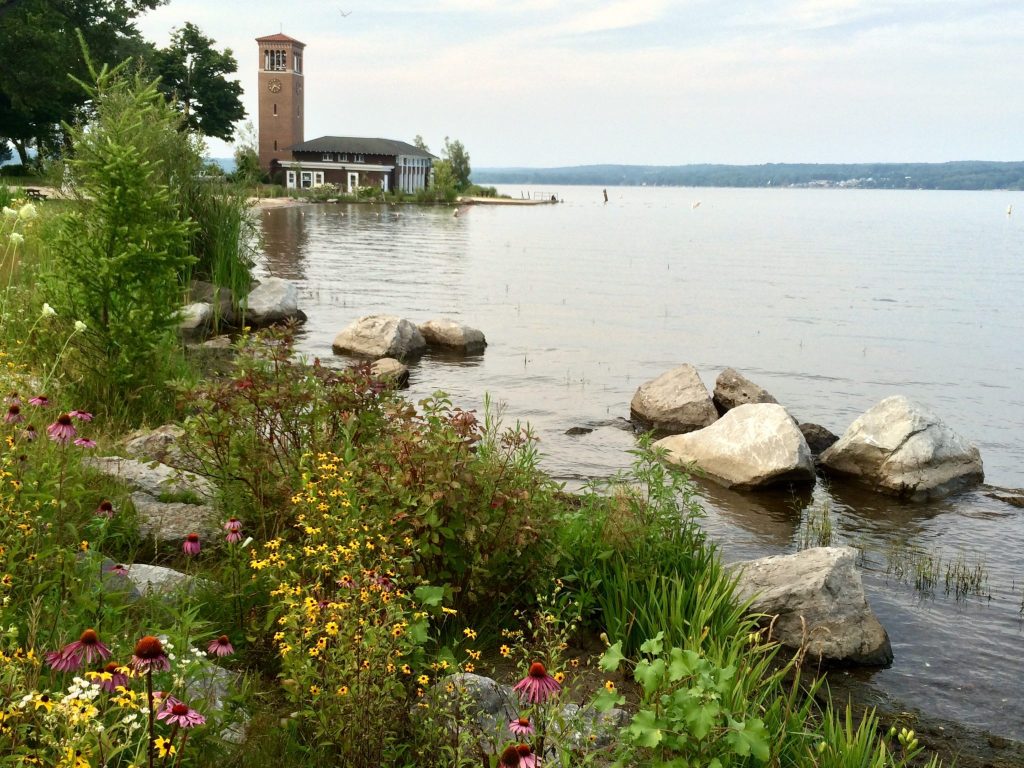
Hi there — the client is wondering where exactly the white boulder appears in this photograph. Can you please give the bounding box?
[332,315,427,360]
[630,364,717,433]
[730,547,893,666]
[820,395,983,501]
[418,318,487,351]
[369,357,410,387]
[243,277,302,327]
[654,403,814,489]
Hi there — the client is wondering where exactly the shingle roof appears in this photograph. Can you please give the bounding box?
[286,136,436,159]
[255,33,305,46]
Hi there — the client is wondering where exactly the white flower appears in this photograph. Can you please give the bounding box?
[2,206,16,219]
[17,202,38,221]
[74,320,87,332]
[41,302,56,317]
[8,231,24,247]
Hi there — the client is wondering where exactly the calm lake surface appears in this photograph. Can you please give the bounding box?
[258,185,1024,738]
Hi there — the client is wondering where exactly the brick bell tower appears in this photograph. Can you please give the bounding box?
[256,33,305,173]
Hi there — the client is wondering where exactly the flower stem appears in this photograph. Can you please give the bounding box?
[147,669,155,768]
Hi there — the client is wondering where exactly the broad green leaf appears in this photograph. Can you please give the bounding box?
[635,658,666,696]
[639,631,665,656]
[592,687,626,712]
[685,699,719,739]
[599,641,625,672]
[414,585,445,607]
[726,718,770,762]
[668,647,690,681]
[627,708,665,748]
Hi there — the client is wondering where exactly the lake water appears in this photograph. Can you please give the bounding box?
[257,185,1024,738]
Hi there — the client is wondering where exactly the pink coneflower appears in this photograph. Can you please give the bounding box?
[183,533,201,555]
[513,661,562,704]
[22,425,37,441]
[157,696,206,728]
[92,661,130,692]
[337,575,356,589]
[46,413,76,444]
[45,628,111,672]
[509,716,535,737]
[95,500,115,518]
[68,410,93,421]
[224,517,243,544]
[207,635,234,657]
[74,437,97,448]
[516,744,539,768]
[4,404,23,424]
[106,563,129,577]
[498,746,522,768]
[130,635,170,673]
[27,395,49,407]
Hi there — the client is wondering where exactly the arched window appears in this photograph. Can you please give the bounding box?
[274,140,278,151]
[273,103,277,116]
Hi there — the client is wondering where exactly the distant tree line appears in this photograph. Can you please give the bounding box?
[473,162,1024,191]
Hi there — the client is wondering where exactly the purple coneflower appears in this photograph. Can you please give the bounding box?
[4,404,22,424]
[516,744,539,768]
[45,628,111,672]
[95,500,115,518]
[27,395,49,407]
[337,574,356,589]
[130,635,171,673]
[46,413,76,444]
[513,661,562,704]
[224,517,243,544]
[22,425,37,442]
[106,563,129,577]
[74,437,97,448]
[498,746,522,768]
[93,661,130,692]
[207,635,234,657]
[183,533,201,555]
[157,696,206,728]
[509,716,535,737]
[68,410,93,421]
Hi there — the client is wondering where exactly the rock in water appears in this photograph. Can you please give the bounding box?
[630,364,717,433]
[332,315,427,360]
[713,367,778,413]
[369,357,410,388]
[654,403,814,489]
[730,547,893,667]
[418,318,487,352]
[178,303,212,339]
[820,395,983,501]
[799,423,840,457]
[243,277,302,327]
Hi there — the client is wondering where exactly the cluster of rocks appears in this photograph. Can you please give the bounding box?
[179,277,306,340]
[629,364,983,501]
[332,314,487,359]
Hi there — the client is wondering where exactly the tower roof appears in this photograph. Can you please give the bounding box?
[256,33,305,46]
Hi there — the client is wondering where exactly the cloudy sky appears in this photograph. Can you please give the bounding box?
[137,0,1024,167]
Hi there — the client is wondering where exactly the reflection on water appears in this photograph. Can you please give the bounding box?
[257,186,1024,738]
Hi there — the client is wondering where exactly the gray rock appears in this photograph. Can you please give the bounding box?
[557,703,630,749]
[713,368,779,414]
[820,396,984,501]
[730,547,892,666]
[124,563,197,595]
[121,424,186,465]
[202,335,234,349]
[188,281,236,325]
[179,303,212,339]
[799,423,840,457]
[630,364,717,434]
[369,357,410,388]
[242,277,301,327]
[655,403,815,490]
[418,318,487,352]
[186,664,246,743]
[131,491,218,543]
[84,456,214,502]
[332,315,427,360]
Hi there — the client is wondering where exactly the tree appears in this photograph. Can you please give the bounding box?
[413,134,429,153]
[0,0,160,165]
[150,22,245,142]
[232,121,263,185]
[442,136,471,190]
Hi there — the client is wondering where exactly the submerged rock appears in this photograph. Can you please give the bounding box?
[799,422,840,457]
[333,315,427,360]
[419,318,487,352]
[630,364,717,434]
[730,547,892,667]
[820,395,983,501]
[655,403,815,490]
[369,357,410,388]
[713,368,779,414]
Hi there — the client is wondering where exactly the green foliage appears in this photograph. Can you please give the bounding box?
[231,122,264,186]
[150,22,246,142]
[442,136,471,191]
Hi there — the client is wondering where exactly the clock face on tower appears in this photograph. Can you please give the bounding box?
[267,78,283,93]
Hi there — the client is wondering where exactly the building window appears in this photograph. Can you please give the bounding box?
[266,49,287,71]
[273,103,277,116]
[354,154,365,163]
[274,140,278,151]
[294,54,302,73]
[322,153,332,161]
[340,153,348,162]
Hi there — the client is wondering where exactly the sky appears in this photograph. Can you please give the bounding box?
[136,0,1024,167]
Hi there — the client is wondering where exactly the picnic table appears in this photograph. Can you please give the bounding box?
[24,188,48,201]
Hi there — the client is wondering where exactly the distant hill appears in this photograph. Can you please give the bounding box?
[472,162,1024,191]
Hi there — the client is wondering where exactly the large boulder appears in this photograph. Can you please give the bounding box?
[121,424,186,465]
[654,403,814,490]
[131,491,218,543]
[179,303,212,339]
[243,277,303,327]
[84,456,214,502]
[630,365,717,433]
[730,547,893,667]
[820,396,983,501]
[418,318,487,352]
[332,315,427,360]
[713,368,778,414]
